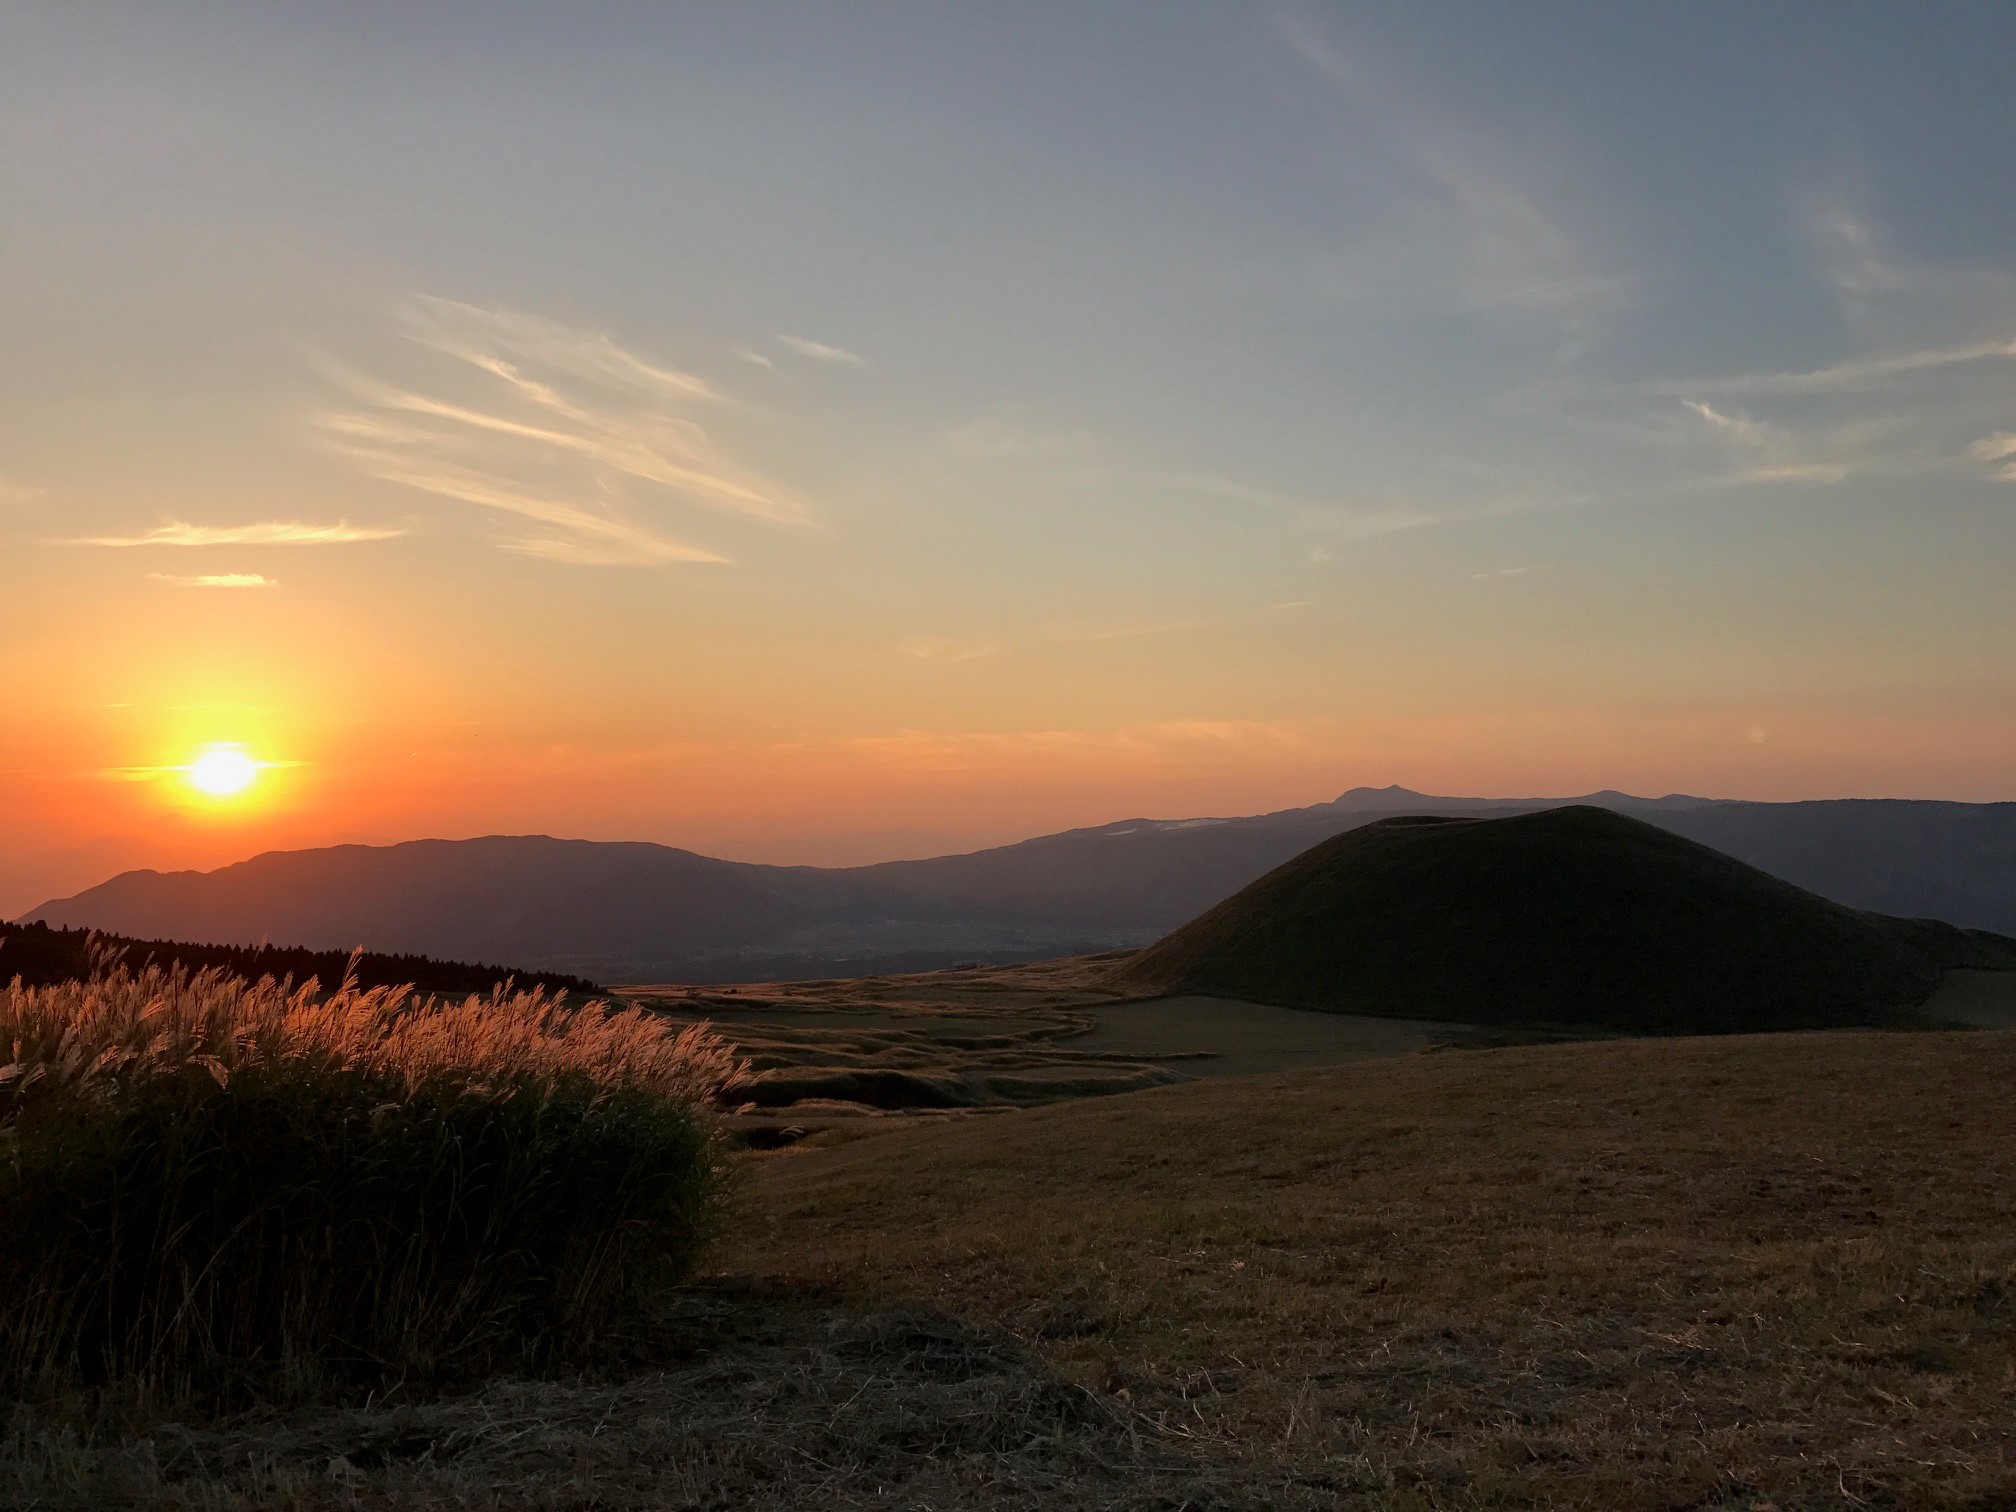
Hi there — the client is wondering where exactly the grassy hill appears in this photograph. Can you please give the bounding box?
[1111,805,2016,1031]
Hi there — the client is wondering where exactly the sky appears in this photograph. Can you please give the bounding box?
[4,2,2015,915]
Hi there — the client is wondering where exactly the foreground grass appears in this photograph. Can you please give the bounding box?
[4,1290,1198,1511]
[0,959,740,1410]
[731,1028,2016,1509]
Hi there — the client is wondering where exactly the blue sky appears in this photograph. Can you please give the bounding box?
[3,2,2014,908]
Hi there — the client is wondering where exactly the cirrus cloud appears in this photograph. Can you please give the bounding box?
[64,520,406,547]
[314,297,809,565]
[147,572,278,588]
[774,333,868,366]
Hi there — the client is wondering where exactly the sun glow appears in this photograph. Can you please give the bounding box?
[186,744,263,798]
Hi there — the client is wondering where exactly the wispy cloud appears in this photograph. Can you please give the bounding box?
[1681,400,1849,485]
[1622,196,2016,493]
[100,753,305,784]
[66,520,405,547]
[1174,471,1577,548]
[1808,203,1926,308]
[775,333,867,366]
[408,296,718,402]
[148,572,277,588]
[1173,472,1440,540]
[314,297,808,565]
[1744,464,1856,484]
[1658,201,2016,405]
[898,637,999,664]
[1275,9,1627,323]
[1471,564,1545,580]
[346,456,726,565]
[1805,196,2016,346]
[0,479,45,505]
[1664,336,2016,399]
[1971,431,2016,481]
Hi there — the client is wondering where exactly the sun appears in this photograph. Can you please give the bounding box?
[186,744,263,798]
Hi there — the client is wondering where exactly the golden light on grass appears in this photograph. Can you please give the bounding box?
[185,743,263,798]
[0,957,742,1405]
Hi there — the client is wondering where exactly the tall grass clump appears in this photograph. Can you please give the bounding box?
[0,953,743,1409]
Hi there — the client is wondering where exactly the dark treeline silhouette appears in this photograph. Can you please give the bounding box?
[0,919,600,997]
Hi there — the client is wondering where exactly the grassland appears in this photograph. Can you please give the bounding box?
[729,1026,2016,1509]
[12,956,2016,1508]
[627,956,1465,1141]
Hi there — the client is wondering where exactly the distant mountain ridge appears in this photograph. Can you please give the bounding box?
[25,787,2016,982]
[1324,784,1719,813]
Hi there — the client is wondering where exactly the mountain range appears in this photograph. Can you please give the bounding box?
[23,786,2016,983]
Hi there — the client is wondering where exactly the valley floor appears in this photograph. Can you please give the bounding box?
[628,957,1476,1138]
[626,959,2016,1145]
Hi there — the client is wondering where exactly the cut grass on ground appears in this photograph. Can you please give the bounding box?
[14,1023,2016,1509]
[729,1028,2016,1509]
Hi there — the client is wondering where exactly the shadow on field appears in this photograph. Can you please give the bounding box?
[5,1286,1265,1511]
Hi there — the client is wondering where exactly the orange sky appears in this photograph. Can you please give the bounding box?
[8,562,2011,916]
[5,8,2015,919]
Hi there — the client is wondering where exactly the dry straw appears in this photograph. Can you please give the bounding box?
[0,952,744,1411]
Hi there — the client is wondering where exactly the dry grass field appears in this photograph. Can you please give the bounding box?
[13,970,2016,1509]
[627,955,1469,1143]
[727,1026,2016,1509]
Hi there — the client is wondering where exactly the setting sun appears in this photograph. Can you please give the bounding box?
[186,745,262,799]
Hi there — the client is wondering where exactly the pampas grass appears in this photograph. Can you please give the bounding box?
[0,952,742,1409]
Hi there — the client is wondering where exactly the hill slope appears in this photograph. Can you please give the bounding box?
[22,836,970,982]
[25,791,2016,982]
[1111,805,2016,1031]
